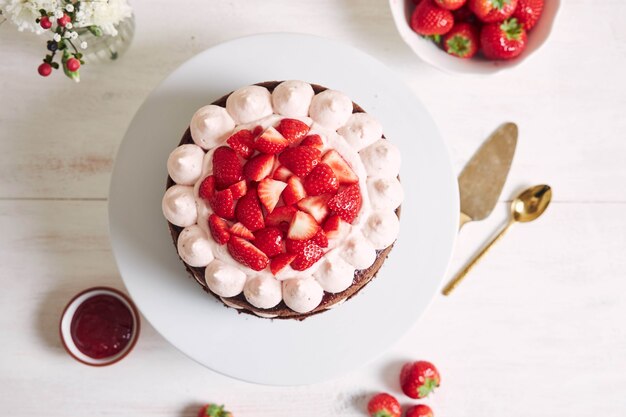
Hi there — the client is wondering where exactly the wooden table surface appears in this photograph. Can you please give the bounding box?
[2,1,625,416]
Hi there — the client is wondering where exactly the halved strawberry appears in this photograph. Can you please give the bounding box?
[328,184,362,224]
[253,227,284,258]
[285,238,307,254]
[209,188,235,219]
[228,180,247,200]
[229,222,255,240]
[270,253,297,275]
[297,194,331,224]
[278,146,321,177]
[287,210,320,241]
[226,129,256,159]
[258,178,288,213]
[243,153,275,182]
[282,176,307,206]
[273,165,293,182]
[212,146,243,189]
[276,118,310,143]
[198,175,216,200]
[208,214,230,245]
[254,126,289,154]
[311,229,329,248]
[322,150,358,185]
[227,236,269,271]
[235,189,265,231]
[304,163,339,196]
[323,214,345,239]
[300,134,324,150]
[265,205,297,232]
[290,240,324,271]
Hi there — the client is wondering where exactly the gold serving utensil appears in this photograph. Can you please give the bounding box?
[442,184,552,296]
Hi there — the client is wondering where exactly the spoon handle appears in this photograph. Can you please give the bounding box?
[442,221,513,296]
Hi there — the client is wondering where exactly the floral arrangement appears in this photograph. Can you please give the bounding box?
[0,0,132,81]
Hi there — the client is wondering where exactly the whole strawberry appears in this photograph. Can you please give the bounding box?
[468,0,518,23]
[367,393,401,417]
[481,18,528,60]
[512,0,544,30]
[400,360,441,399]
[406,404,434,417]
[434,0,466,11]
[197,403,232,417]
[411,0,454,36]
[443,22,480,58]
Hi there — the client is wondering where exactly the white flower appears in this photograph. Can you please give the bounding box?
[0,0,59,34]
[80,41,88,49]
[54,8,63,18]
[53,33,61,42]
[65,22,72,29]
[74,0,132,37]
[63,30,71,38]
[64,3,73,12]
[70,31,78,39]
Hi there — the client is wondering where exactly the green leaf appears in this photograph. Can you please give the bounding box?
[75,52,83,59]
[39,9,47,16]
[51,62,59,69]
[88,25,103,37]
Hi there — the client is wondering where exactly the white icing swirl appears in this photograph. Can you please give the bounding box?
[363,210,400,250]
[272,80,315,118]
[205,260,247,297]
[243,275,282,309]
[359,139,401,178]
[177,225,214,267]
[162,185,198,227]
[337,113,383,151]
[313,252,355,293]
[367,177,404,211]
[190,105,235,150]
[340,233,377,269]
[167,144,205,185]
[282,278,324,313]
[226,85,273,124]
[309,90,353,130]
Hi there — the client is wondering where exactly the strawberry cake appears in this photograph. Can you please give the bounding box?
[162,81,403,319]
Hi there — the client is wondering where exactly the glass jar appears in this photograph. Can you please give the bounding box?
[77,14,135,63]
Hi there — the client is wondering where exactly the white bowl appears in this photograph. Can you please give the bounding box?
[388,0,561,74]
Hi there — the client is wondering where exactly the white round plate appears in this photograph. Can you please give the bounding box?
[109,33,458,386]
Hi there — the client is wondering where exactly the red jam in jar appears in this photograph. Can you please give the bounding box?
[70,294,134,359]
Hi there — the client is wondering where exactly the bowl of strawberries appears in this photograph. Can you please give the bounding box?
[388,0,560,74]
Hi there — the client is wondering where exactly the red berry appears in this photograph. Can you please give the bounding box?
[367,393,401,417]
[480,18,528,60]
[303,163,339,196]
[276,118,310,143]
[227,129,256,159]
[270,253,297,275]
[278,146,321,178]
[327,184,362,224]
[39,16,52,29]
[212,146,243,189]
[400,361,441,399]
[197,403,233,417]
[406,404,434,417]
[512,0,544,30]
[227,236,269,271]
[290,240,324,271]
[411,0,454,36]
[468,0,518,23]
[38,62,52,77]
[253,227,284,258]
[235,189,265,232]
[208,214,230,245]
[57,14,71,27]
[434,0,466,10]
[443,22,480,58]
[66,58,80,72]
[198,175,216,200]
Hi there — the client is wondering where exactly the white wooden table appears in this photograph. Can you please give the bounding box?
[2,1,626,416]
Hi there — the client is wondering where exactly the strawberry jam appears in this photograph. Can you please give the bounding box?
[70,294,134,359]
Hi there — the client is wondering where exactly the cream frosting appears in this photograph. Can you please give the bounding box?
[313,253,355,294]
[162,185,198,227]
[226,85,273,124]
[363,210,401,250]
[367,177,404,211]
[243,275,282,309]
[205,260,247,297]
[340,233,377,270]
[177,225,214,267]
[190,105,235,150]
[271,80,315,118]
[337,113,383,151]
[360,139,401,178]
[309,89,353,130]
[167,144,205,185]
[282,278,325,313]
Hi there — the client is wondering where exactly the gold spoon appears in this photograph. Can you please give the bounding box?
[442,184,552,296]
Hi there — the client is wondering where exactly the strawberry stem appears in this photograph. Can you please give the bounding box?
[500,18,523,40]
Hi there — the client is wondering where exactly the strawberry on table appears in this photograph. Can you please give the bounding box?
[443,22,480,58]
[468,0,518,23]
[480,18,527,60]
[287,210,320,241]
[297,195,332,224]
[265,205,297,231]
[282,176,307,206]
[229,222,255,240]
[410,0,454,36]
[400,360,441,399]
[366,393,401,417]
[243,153,275,182]
[278,145,321,177]
[208,214,230,245]
[258,178,288,213]
[276,118,310,143]
[253,227,284,258]
[304,163,339,196]
[405,404,434,417]
[197,403,233,417]
[254,126,289,154]
[235,189,265,231]
[227,236,269,271]
[198,175,216,200]
[270,252,297,275]
[290,240,324,271]
[212,146,243,189]
[512,0,543,30]
[209,188,235,220]
[321,150,358,185]
[327,184,362,224]
[227,129,256,159]
[434,0,466,10]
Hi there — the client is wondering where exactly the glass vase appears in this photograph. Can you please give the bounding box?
[77,14,135,63]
